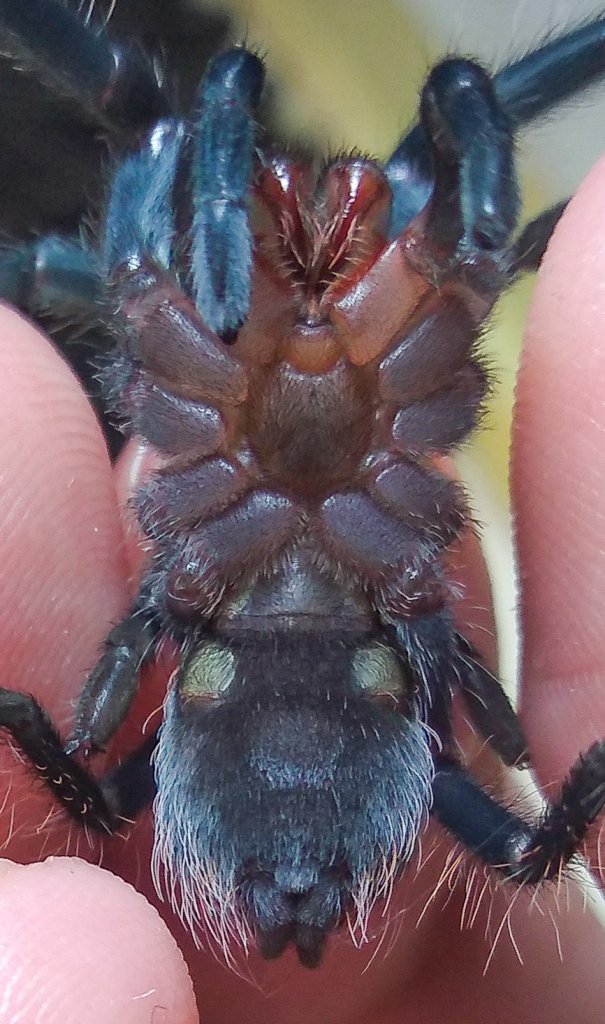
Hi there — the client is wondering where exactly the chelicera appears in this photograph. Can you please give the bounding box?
[1,1,605,969]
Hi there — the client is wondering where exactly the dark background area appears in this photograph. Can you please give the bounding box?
[0,0,234,236]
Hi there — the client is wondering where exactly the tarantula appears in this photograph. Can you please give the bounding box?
[0,0,604,970]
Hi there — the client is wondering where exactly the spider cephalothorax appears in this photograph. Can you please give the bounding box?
[1,0,605,969]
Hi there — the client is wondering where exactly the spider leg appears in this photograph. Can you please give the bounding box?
[0,236,102,321]
[100,731,158,822]
[432,746,605,883]
[65,594,160,757]
[103,119,185,277]
[382,123,434,245]
[0,232,126,456]
[386,18,605,238]
[104,48,265,340]
[189,48,265,337]
[0,688,158,830]
[0,589,161,827]
[385,61,518,251]
[417,58,518,253]
[0,688,116,831]
[385,610,457,758]
[495,19,605,127]
[0,0,169,139]
[386,609,529,767]
[509,200,568,274]
[454,632,530,767]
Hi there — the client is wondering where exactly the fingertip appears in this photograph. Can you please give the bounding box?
[0,857,198,1023]
[0,306,128,718]
[513,152,605,773]
[113,439,165,578]
[0,307,129,858]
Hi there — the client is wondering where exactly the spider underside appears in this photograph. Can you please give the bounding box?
[0,1,605,968]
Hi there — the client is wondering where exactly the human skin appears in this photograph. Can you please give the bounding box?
[0,156,603,1023]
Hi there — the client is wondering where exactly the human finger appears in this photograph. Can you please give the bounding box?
[0,857,197,1023]
[512,153,605,872]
